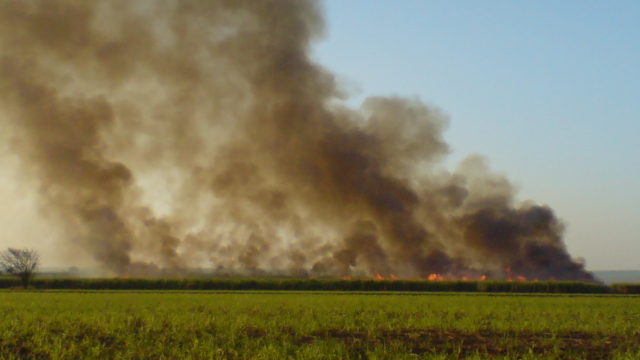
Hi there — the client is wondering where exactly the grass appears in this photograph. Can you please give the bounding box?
[1,291,639,359]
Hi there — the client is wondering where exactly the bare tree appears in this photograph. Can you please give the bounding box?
[0,248,40,289]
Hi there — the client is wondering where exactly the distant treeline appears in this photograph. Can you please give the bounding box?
[2,277,639,294]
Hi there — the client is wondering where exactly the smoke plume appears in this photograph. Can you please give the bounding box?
[0,0,594,281]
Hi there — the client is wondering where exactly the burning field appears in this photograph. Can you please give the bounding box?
[0,0,595,282]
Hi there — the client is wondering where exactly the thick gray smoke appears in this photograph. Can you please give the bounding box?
[0,0,594,281]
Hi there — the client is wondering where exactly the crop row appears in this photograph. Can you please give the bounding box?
[1,277,634,293]
[610,283,640,294]
[2,292,640,359]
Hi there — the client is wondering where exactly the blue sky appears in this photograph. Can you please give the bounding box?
[314,1,640,270]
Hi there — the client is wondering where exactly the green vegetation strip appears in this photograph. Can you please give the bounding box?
[611,283,640,294]
[0,277,624,294]
[1,292,639,359]
[5,289,640,299]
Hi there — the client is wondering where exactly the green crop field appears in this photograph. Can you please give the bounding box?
[1,292,639,359]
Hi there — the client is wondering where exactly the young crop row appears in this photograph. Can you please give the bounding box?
[1,276,634,293]
[2,292,640,359]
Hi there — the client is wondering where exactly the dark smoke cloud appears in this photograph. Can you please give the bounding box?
[0,0,594,281]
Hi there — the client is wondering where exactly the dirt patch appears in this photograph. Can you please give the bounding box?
[264,328,638,359]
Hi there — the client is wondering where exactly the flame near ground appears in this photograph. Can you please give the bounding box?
[0,0,595,282]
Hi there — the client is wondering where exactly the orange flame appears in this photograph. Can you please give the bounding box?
[504,266,513,281]
[335,273,539,282]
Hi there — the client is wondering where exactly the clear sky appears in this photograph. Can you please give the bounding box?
[313,1,639,270]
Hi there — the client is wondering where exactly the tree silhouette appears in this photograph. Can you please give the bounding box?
[0,248,39,289]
